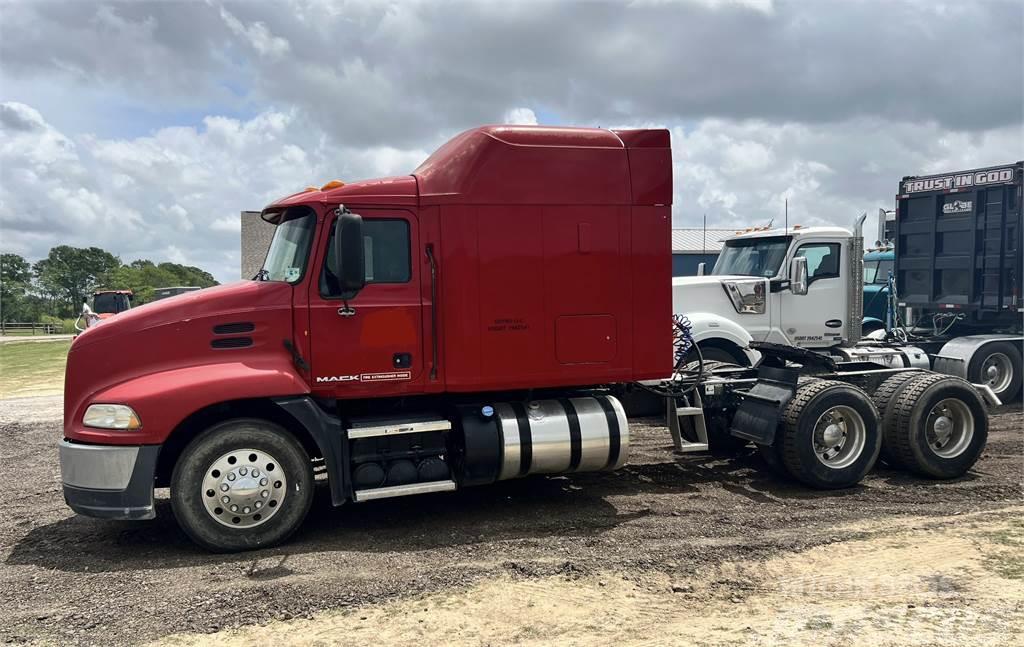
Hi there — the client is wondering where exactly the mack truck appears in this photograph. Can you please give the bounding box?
[674,162,1023,403]
[60,126,992,552]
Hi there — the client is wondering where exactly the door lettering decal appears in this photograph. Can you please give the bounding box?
[316,371,412,384]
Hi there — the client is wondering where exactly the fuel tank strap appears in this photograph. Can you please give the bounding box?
[596,396,622,469]
[559,398,583,471]
[509,401,533,477]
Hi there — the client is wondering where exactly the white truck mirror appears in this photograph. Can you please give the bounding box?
[790,256,809,295]
[696,262,706,276]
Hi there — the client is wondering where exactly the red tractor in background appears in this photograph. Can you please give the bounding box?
[76,289,132,331]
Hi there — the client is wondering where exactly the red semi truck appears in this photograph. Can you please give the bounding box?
[60,126,990,552]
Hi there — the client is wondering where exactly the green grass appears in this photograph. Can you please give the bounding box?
[0,339,71,398]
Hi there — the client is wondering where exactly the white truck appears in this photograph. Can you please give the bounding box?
[673,214,1022,402]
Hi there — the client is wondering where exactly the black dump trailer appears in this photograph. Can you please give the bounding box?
[896,162,1023,327]
[891,162,1024,402]
[153,286,202,301]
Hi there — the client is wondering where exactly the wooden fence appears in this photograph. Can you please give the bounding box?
[0,322,62,336]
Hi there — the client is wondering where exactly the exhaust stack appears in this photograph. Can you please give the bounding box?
[845,212,867,347]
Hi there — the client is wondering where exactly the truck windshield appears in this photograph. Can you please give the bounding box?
[261,211,316,283]
[711,236,792,278]
[93,293,125,314]
[863,259,894,284]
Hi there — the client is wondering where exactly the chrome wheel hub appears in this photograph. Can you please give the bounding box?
[926,399,974,459]
[812,405,866,470]
[981,353,1012,393]
[201,449,286,528]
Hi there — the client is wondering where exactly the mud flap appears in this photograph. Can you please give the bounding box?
[728,366,799,445]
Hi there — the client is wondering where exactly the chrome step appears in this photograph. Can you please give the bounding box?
[675,407,703,416]
[353,479,457,502]
[347,419,451,439]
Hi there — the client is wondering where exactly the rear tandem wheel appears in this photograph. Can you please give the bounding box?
[766,380,882,489]
[882,374,988,479]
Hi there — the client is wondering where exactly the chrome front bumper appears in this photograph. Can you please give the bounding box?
[59,440,159,520]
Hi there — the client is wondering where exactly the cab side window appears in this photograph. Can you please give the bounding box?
[321,218,411,297]
[795,243,841,282]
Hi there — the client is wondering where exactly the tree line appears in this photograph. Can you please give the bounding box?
[1,245,219,323]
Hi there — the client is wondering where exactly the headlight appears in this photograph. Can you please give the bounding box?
[83,404,142,430]
[722,279,767,314]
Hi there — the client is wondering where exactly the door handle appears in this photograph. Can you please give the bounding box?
[337,306,356,317]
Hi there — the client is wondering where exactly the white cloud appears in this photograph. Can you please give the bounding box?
[219,6,290,59]
[669,118,1022,230]
[503,107,538,125]
[0,101,432,282]
[210,216,241,233]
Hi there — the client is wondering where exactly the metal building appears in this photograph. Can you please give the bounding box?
[671,228,733,276]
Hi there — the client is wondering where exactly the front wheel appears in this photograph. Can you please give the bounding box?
[171,419,314,552]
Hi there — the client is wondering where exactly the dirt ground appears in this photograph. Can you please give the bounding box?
[1,395,1021,646]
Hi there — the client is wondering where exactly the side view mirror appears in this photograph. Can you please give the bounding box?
[332,208,366,297]
[696,262,706,276]
[790,256,808,295]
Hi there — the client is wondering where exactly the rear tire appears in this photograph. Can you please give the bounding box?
[967,342,1022,403]
[171,419,314,552]
[778,380,881,489]
[871,371,925,468]
[884,374,988,479]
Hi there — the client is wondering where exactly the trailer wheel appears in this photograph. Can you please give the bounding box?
[885,374,988,479]
[778,380,881,489]
[870,371,925,468]
[967,342,1022,402]
[171,419,314,552]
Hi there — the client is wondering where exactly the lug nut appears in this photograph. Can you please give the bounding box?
[254,501,262,509]
[230,505,238,512]
[259,478,268,486]
[239,467,248,476]
[220,484,229,492]
[227,473,236,481]
[252,469,259,477]
[221,496,230,504]
[261,490,269,498]
[243,507,250,514]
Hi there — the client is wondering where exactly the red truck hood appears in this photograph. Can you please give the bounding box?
[64,280,297,433]
[72,281,287,349]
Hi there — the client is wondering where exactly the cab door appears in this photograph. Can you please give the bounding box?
[308,208,424,398]
[776,240,848,348]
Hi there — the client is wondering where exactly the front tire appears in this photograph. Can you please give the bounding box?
[778,380,881,489]
[171,419,314,552]
[684,345,746,367]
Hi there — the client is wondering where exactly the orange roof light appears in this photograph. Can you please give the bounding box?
[302,186,318,193]
[320,180,345,191]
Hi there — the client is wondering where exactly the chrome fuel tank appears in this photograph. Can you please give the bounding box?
[492,396,629,480]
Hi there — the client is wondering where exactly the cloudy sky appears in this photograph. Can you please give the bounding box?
[1,0,1021,283]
